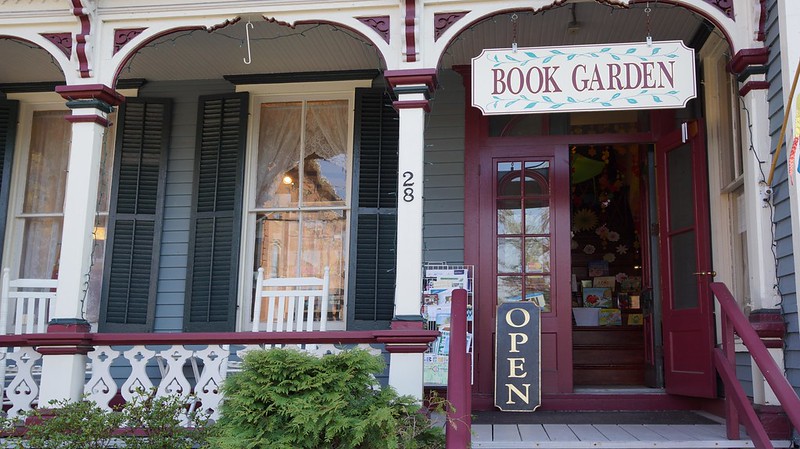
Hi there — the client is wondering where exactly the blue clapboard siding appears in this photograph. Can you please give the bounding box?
[736,352,754,398]
[423,69,466,264]
[137,80,235,332]
[765,0,799,392]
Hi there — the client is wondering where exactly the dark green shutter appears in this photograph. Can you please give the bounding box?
[0,99,19,264]
[184,93,248,332]
[100,98,172,332]
[348,88,399,328]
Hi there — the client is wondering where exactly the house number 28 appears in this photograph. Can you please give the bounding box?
[402,171,415,202]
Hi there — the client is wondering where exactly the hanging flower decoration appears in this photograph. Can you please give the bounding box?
[615,272,629,283]
[573,209,598,232]
[616,244,628,254]
[571,239,579,250]
[603,252,616,263]
[595,224,609,239]
[583,244,596,255]
[607,231,620,242]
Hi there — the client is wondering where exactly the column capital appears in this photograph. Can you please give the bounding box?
[729,48,770,97]
[56,84,123,127]
[384,69,438,111]
[384,69,438,93]
[56,84,125,107]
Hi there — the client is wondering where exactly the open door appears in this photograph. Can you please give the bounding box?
[656,121,716,398]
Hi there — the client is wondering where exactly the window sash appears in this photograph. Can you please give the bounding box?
[245,93,356,328]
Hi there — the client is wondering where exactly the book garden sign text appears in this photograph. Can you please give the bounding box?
[471,41,696,115]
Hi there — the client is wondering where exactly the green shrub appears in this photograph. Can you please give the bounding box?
[19,398,125,449]
[5,391,211,449]
[211,348,445,449]
[117,391,211,449]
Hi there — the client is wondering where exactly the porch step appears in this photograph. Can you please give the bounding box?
[573,327,646,386]
[470,423,794,448]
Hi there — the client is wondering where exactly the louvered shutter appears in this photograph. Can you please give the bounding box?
[100,98,172,332]
[184,93,248,332]
[0,99,19,263]
[348,88,399,327]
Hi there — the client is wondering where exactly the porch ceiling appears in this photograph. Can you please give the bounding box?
[0,2,718,87]
[441,2,715,68]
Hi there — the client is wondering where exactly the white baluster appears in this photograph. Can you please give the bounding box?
[155,346,193,398]
[84,346,121,411]
[121,346,156,403]
[193,345,227,421]
[6,347,42,419]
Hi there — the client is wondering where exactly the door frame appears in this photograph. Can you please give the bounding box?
[461,89,715,407]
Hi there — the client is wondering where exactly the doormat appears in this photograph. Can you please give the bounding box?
[472,410,718,425]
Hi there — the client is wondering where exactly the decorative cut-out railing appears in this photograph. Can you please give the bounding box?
[710,282,800,449]
[0,329,438,422]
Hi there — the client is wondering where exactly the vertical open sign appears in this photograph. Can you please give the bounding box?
[494,301,541,411]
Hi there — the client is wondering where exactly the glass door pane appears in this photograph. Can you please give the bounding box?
[496,159,551,311]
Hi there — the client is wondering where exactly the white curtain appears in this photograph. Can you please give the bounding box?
[19,111,70,279]
[257,102,302,208]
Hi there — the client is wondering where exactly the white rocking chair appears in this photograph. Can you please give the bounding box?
[0,268,57,335]
[252,267,330,332]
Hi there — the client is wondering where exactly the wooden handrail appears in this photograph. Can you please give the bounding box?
[710,282,800,448]
[0,329,440,349]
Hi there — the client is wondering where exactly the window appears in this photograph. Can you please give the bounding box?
[242,83,367,330]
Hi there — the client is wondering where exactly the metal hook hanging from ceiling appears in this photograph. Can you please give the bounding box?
[243,18,254,64]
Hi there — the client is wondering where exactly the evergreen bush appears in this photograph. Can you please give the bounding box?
[211,348,445,449]
[1,391,211,449]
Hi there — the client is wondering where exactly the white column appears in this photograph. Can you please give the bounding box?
[388,90,428,400]
[38,91,115,405]
[38,353,89,405]
[53,114,106,320]
[393,92,426,317]
[740,88,781,312]
[388,352,425,398]
[737,72,782,408]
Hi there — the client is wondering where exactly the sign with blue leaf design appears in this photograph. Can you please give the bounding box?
[471,40,696,115]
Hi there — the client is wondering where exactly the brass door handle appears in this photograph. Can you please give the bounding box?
[693,271,717,277]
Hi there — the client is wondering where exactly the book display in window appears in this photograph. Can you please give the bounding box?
[582,287,613,308]
[599,308,622,326]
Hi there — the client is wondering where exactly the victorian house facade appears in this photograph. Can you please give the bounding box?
[1,0,800,446]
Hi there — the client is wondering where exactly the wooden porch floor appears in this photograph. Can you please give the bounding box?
[469,422,794,448]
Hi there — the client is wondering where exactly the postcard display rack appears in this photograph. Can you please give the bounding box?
[421,264,474,386]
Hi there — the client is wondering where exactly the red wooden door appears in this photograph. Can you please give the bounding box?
[656,121,716,398]
[475,144,572,398]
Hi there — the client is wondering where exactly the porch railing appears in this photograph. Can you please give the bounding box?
[710,282,800,449]
[0,329,438,422]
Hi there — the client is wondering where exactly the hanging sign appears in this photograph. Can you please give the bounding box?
[472,40,696,115]
[494,301,540,411]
